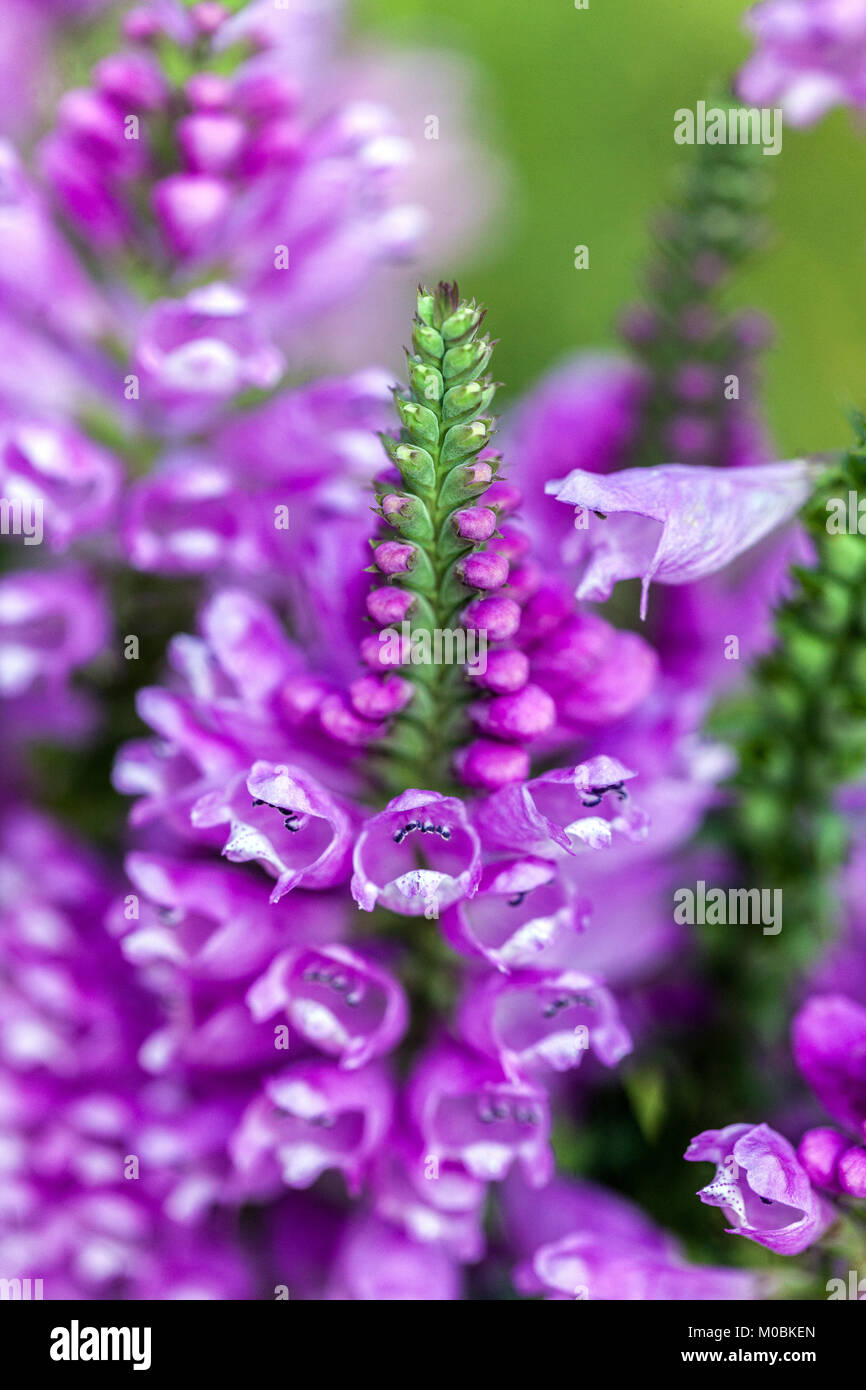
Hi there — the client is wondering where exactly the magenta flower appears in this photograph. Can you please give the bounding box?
[246,943,408,1069]
[369,1127,486,1262]
[0,567,109,744]
[135,284,284,423]
[504,353,645,560]
[519,1232,763,1300]
[407,1040,552,1185]
[685,1122,835,1255]
[737,0,866,126]
[474,757,645,856]
[230,1061,393,1195]
[792,994,866,1138]
[323,1212,460,1301]
[504,1171,763,1300]
[546,460,814,617]
[458,969,631,1079]
[352,790,482,916]
[0,419,119,551]
[113,853,331,982]
[440,856,587,974]
[192,760,356,902]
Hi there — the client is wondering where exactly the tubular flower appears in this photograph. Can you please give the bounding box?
[685,1123,835,1256]
[504,1171,766,1301]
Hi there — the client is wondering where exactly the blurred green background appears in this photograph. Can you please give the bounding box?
[356,0,866,458]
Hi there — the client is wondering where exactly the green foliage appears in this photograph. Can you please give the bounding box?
[709,420,866,1031]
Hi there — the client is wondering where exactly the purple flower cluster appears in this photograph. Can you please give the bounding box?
[4,0,866,1304]
[0,807,254,1299]
[97,266,819,1296]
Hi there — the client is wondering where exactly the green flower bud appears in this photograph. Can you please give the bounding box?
[408,360,444,404]
[381,494,435,542]
[440,303,482,342]
[412,323,445,361]
[440,418,491,464]
[443,380,496,422]
[416,292,435,328]
[396,398,440,449]
[391,444,437,489]
[443,339,493,387]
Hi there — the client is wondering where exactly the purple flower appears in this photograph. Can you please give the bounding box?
[796,1126,852,1194]
[113,588,362,837]
[503,1170,763,1300]
[685,1122,835,1255]
[0,809,140,1078]
[0,143,107,338]
[113,853,343,983]
[246,944,408,1069]
[519,1232,764,1300]
[737,0,866,126]
[792,993,866,1137]
[230,1061,393,1195]
[322,1212,460,1301]
[0,418,119,551]
[32,1,461,359]
[192,761,356,902]
[0,567,109,743]
[504,353,645,559]
[473,757,645,856]
[458,969,632,1079]
[528,604,658,731]
[351,790,482,917]
[135,284,283,422]
[407,1040,552,1185]
[370,1127,486,1262]
[545,460,814,617]
[123,370,392,577]
[440,856,589,974]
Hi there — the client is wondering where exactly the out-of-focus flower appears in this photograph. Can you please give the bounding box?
[685,1122,835,1255]
[246,943,408,1070]
[133,285,284,426]
[0,567,109,743]
[322,1211,461,1300]
[546,460,814,617]
[504,1170,765,1300]
[0,419,119,551]
[406,1040,552,1186]
[792,994,866,1136]
[737,0,866,126]
[231,1060,394,1195]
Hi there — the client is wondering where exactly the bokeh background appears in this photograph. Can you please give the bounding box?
[349,0,866,459]
[51,0,866,453]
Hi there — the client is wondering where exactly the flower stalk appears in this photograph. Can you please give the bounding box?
[368,282,502,794]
